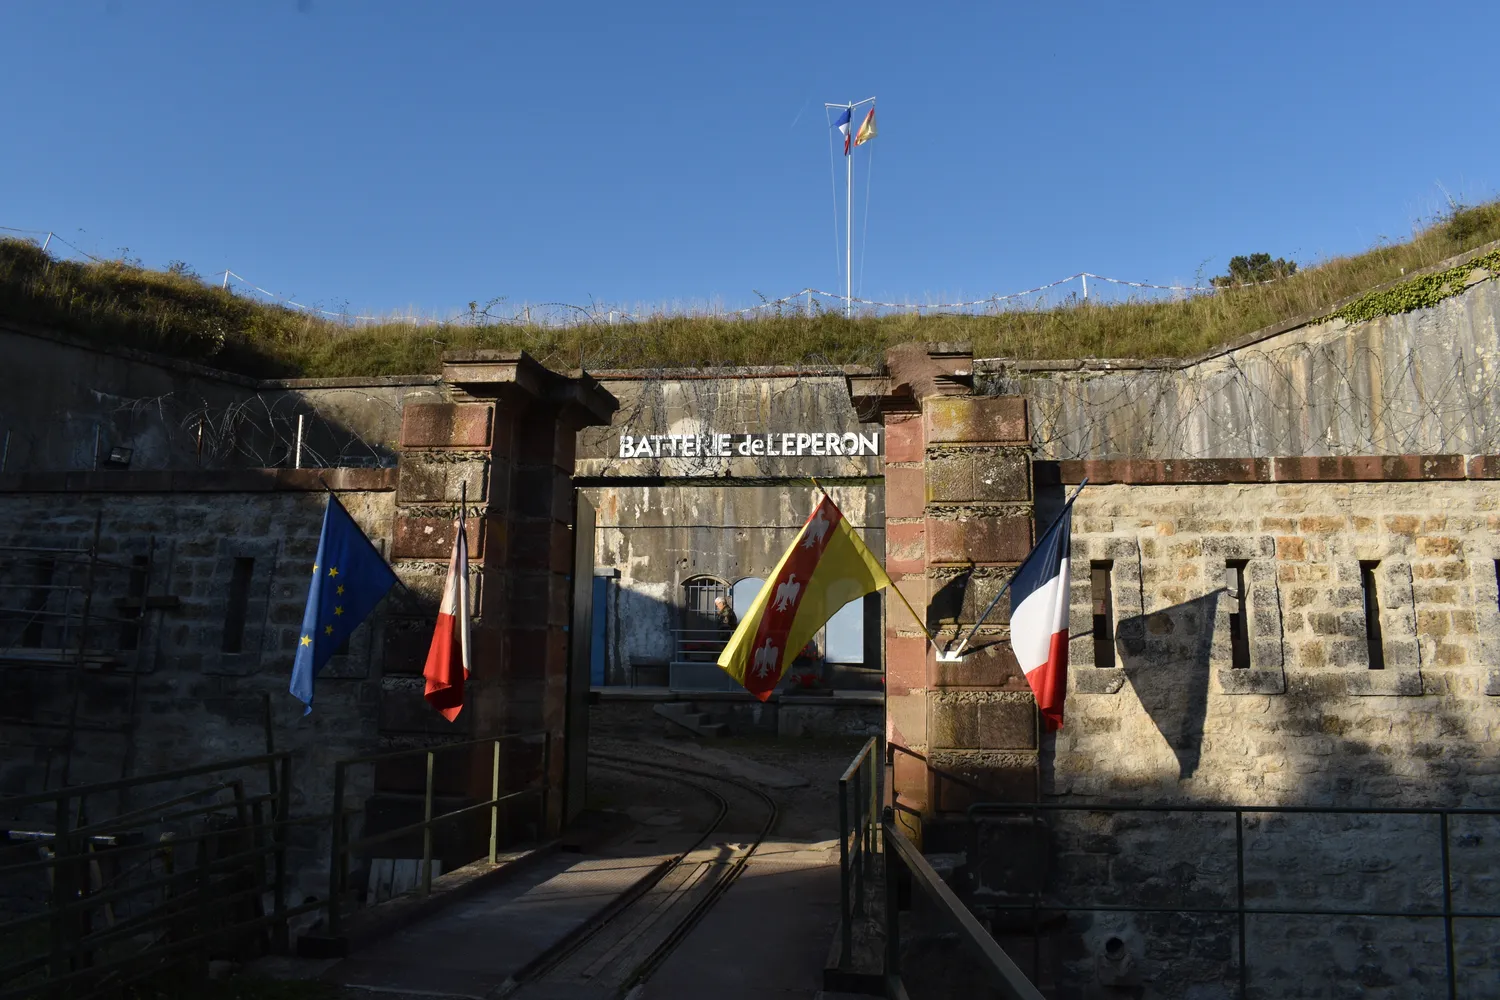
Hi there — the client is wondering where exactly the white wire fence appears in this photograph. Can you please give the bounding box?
[3,223,1290,329]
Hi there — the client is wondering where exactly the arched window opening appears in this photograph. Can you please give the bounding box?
[677,576,729,662]
[731,577,764,620]
[824,598,864,664]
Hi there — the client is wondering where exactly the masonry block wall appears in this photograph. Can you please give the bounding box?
[0,472,394,899]
[1052,471,1500,802]
[1041,465,1500,996]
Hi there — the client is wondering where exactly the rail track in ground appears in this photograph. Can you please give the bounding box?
[498,748,779,999]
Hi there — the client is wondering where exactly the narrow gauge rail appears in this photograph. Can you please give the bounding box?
[500,750,779,999]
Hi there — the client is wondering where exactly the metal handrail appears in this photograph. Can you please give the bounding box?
[672,628,730,650]
[836,736,880,972]
[886,740,1000,815]
[882,814,1045,1000]
[326,730,552,938]
[0,751,288,810]
[333,730,546,770]
[967,800,1500,1000]
[0,754,296,1000]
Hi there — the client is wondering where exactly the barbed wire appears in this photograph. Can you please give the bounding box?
[988,301,1500,461]
[0,389,411,473]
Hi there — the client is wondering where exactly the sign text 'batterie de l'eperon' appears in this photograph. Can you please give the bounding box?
[617,431,881,459]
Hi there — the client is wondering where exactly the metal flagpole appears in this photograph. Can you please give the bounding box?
[827,97,875,320]
[846,100,853,318]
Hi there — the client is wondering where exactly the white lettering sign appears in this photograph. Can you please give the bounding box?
[617,431,881,459]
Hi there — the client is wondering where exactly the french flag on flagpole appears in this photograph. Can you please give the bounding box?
[834,107,852,155]
[422,514,471,721]
[1008,496,1077,731]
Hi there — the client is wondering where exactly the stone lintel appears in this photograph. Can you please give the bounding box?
[1073,667,1127,695]
[1285,668,1424,697]
[1214,668,1287,695]
[441,350,617,427]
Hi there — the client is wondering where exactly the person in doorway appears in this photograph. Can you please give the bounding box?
[714,596,738,634]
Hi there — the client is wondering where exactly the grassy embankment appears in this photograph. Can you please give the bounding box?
[1,202,1497,379]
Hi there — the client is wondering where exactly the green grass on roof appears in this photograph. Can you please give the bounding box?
[3,201,1498,380]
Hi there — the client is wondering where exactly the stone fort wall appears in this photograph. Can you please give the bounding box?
[0,472,393,898]
[1048,471,1500,997]
[0,350,615,904]
[859,330,1500,998]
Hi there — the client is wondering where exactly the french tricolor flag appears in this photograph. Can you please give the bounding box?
[422,515,471,721]
[833,107,852,155]
[1008,497,1075,731]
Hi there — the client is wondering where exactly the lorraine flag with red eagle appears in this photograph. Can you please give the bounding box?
[717,493,891,701]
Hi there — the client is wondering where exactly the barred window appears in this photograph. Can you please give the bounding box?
[682,576,729,629]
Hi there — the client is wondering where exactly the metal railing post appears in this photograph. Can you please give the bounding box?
[869,747,876,840]
[1440,812,1456,1000]
[490,739,501,864]
[1235,810,1247,1000]
[540,733,552,841]
[422,751,435,896]
[1031,797,1040,982]
[273,754,290,952]
[327,762,345,937]
[838,772,852,967]
[852,762,865,918]
[883,814,900,990]
[49,793,72,991]
[194,811,215,982]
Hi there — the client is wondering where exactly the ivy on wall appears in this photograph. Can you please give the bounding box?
[1331,248,1500,325]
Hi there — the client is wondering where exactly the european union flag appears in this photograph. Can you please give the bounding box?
[289,494,399,713]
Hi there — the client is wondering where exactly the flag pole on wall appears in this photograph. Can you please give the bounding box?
[827,96,876,318]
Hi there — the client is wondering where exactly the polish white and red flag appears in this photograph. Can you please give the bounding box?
[1008,497,1076,731]
[422,517,471,721]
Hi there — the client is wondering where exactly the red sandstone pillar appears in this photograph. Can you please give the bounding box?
[391,352,614,836]
[855,344,1037,846]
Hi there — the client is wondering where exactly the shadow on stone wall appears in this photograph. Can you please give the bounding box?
[1115,590,1219,780]
[1038,598,1500,998]
[928,561,974,632]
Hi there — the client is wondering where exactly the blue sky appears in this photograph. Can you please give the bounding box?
[2,1,1495,317]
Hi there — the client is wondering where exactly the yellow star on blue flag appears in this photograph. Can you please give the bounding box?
[290,494,398,713]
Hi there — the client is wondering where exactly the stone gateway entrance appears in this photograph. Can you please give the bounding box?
[572,347,1046,829]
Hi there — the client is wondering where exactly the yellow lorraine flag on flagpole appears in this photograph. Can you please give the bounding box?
[718,492,890,701]
[854,106,877,147]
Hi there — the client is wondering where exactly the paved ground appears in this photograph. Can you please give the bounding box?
[636,838,841,1000]
[245,727,869,1000]
[589,704,871,843]
[329,851,675,998]
[590,726,867,1000]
